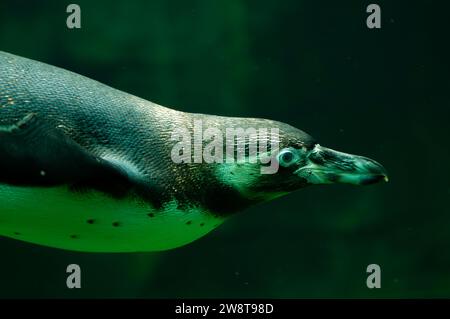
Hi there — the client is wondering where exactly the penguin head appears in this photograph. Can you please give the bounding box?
[216,120,388,204]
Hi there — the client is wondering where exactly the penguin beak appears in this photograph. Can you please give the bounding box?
[295,144,389,186]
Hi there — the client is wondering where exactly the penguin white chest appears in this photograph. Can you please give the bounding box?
[0,185,224,252]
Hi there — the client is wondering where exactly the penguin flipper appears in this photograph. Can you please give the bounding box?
[0,113,137,198]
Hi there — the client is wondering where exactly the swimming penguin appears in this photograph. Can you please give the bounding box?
[0,51,388,252]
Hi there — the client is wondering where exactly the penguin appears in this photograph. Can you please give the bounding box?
[0,51,388,252]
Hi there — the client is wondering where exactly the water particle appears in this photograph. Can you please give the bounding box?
[70,234,79,239]
[147,213,155,218]
[40,170,46,176]
[186,221,192,225]
[112,221,121,227]
[86,219,95,224]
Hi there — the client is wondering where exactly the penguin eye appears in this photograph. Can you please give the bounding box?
[277,148,298,167]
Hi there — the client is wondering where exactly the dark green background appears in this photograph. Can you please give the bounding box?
[0,0,448,298]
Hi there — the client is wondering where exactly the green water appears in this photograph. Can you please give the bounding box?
[0,0,448,298]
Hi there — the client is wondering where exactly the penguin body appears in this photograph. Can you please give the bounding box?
[0,51,229,252]
[0,51,388,252]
